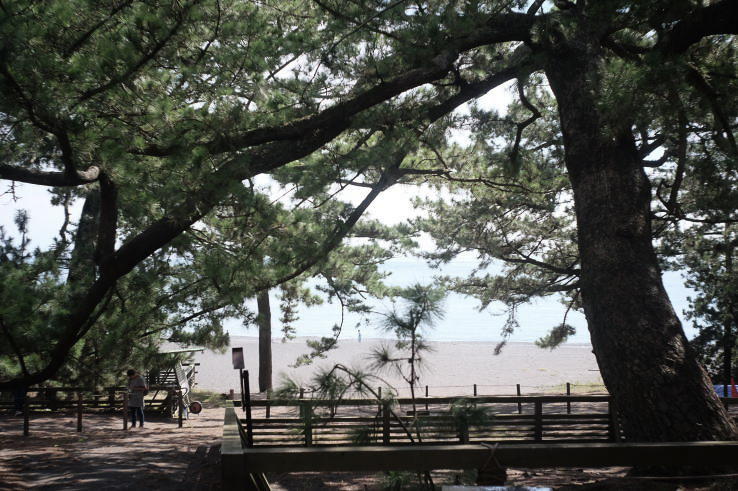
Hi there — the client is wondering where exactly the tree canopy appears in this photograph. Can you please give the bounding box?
[2,0,738,442]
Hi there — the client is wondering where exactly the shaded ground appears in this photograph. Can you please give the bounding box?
[2,408,737,490]
[0,408,223,490]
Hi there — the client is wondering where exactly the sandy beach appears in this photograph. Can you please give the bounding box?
[192,337,603,397]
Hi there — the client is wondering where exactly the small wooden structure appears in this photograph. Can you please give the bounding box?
[222,395,738,489]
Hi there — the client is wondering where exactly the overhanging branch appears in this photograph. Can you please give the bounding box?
[0,164,100,186]
[657,0,738,55]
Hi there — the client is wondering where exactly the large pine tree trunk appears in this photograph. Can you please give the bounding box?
[256,290,272,393]
[543,38,737,442]
[723,245,734,394]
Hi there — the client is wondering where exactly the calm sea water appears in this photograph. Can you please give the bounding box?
[230,257,696,344]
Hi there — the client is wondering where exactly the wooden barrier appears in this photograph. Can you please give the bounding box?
[245,395,738,447]
[222,406,270,490]
[221,407,738,483]
[245,395,617,446]
[0,385,179,414]
[1,385,183,435]
[224,396,738,488]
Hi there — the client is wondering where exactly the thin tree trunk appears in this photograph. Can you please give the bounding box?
[543,36,737,442]
[257,289,272,393]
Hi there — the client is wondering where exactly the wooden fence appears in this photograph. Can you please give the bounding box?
[223,399,738,490]
[1,385,191,435]
[0,385,181,414]
[245,395,618,446]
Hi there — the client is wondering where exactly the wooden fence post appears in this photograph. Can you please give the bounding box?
[608,400,621,442]
[23,397,29,437]
[566,382,571,414]
[377,388,382,424]
[243,370,254,447]
[238,367,245,409]
[473,384,477,397]
[177,389,183,428]
[382,402,391,445]
[77,391,83,432]
[534,400,543,442]
[123,391,129,430]
[516,384,522,414]
[165,388,174,417]
[458,419,470,444]
[108,388,116,410]
[49,388,61,411]
[304,403,313,447]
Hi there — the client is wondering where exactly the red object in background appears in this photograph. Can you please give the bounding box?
[732,377,737,398]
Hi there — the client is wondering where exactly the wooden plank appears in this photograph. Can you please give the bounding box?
[544,412,608,423]
[245,417,621,446]
[222,408,248,486]
[234,441,738,473]
[247,394,614,410]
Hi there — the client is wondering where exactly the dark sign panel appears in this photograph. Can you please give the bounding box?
[232,347,245,369]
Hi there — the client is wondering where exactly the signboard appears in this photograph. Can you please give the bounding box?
[232,347,245,369]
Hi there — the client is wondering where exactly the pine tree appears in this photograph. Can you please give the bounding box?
[2,0,737,442]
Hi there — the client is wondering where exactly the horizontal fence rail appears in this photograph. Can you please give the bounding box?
[245,395,619,446]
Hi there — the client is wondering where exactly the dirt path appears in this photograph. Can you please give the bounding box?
[0,408,223,490]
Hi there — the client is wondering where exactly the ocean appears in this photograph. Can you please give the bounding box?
[228,257,696,345]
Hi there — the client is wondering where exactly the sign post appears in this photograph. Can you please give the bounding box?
[231,346,254,445]
[243,370,254,447]
[232,347,245,407]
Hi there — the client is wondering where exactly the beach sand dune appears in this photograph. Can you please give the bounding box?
[192,337,603,397]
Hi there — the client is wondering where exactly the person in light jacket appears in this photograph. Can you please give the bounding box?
[127,369,147,428]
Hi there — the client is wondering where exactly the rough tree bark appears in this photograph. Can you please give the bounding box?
[542,27,737,442]
[722,243,734,395]
[256,289,272,393]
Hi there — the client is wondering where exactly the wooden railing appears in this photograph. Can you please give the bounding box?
[243,394,618,446]
[241,395,738,447]
[2,385,193,435]
[222,401,738,490]
[0,385,180,415]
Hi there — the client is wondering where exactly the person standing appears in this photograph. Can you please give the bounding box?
[127,369,147,428]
